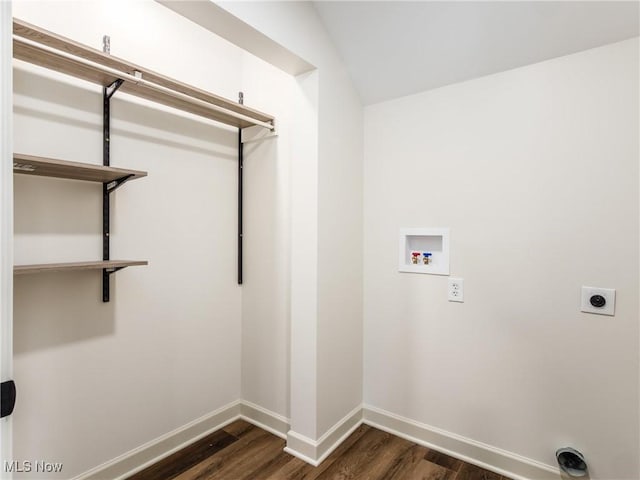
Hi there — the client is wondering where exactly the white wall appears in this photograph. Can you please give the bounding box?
[219,1,364,442]
[364,38,639,480]
[240,53,295,419]
[314,20,364,440]
[12,1,293,477]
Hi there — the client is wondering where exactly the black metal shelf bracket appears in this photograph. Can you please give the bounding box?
[105,266,127,275]
[103,78,124,302]
[238,91,244,285]
[101,84,249,293]
[106,174,135,194]
[105,78,123,100]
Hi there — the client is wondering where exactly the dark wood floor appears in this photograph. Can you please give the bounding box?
[128,420,514,480]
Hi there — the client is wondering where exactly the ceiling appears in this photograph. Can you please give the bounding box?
[312,1,640,105]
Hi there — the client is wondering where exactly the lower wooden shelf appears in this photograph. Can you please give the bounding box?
[14,260,148,275]
[13,153,147,184]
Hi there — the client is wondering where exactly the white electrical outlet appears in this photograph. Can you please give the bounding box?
[448,277,464,302]
[581,286,615,316]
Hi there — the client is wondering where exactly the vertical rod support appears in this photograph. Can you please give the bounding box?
[101,79,123,302]
[237,92,243,284]
[103,85,110,301]
[238,128,243,284]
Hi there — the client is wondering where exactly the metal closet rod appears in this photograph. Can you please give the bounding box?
[13,35,275,131]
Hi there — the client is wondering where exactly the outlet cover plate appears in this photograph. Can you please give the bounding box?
[448,277,464,303]
[581,286,615,316]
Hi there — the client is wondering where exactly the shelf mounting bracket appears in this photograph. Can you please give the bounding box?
[106,174,135,194]
[237,91,244,285]
[104,266,127,275]
[105,78,124,100]
[102,78,124,302]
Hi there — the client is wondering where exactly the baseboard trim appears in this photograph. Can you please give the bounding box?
[316,405,363,464]
[362,405,560,480]
[240,400,289,439]
[72,401,556,480]
[73,400,290,480]
[284,431,318,465]
[285,404,363,466]
[73,400,242,480]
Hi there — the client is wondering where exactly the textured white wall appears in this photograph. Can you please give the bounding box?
[363,38,639,480]
[11,1,291,477]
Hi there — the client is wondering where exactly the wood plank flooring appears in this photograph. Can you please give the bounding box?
[127,420,514,480]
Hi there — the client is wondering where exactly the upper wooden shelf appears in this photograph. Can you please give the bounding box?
[14,260,148,275]
[13,18,275,130]
[13,153,147,184]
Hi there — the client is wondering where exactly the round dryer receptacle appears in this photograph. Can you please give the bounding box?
[556,447,588,477]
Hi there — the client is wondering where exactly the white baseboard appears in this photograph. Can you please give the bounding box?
[73,400,242,480]
[240,400,289,439]
[362,404,560,480]
[284,404,363,466]
[316,405,363,464]
[72,400,290,480]
[72,401,557,480]
[284,431,318,464]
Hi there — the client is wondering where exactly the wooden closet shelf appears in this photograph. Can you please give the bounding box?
[13,18,275,130]
[14,260,148,275]
[13,153,147,183]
